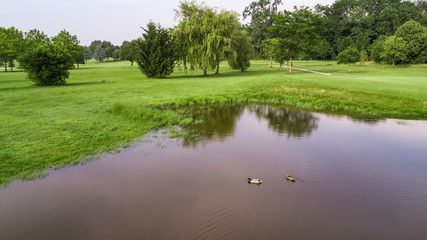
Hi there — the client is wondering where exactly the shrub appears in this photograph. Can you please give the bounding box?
[20,42,74,86]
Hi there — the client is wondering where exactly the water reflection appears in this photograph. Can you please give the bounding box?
[1,105,427,240]
[180,105,244,147]
[250,105,319,138]
[181,105,319,147]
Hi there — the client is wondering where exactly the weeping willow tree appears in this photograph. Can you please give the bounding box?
[173,1,248,76]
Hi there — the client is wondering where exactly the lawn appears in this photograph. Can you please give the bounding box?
[1,60,426,186]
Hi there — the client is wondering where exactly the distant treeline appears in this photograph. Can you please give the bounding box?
[1,0,426,83]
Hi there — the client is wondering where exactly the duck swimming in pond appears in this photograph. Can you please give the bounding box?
[286,172,295,182]
[248,178,262,184]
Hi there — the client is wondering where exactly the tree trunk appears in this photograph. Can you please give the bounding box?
[305,59,308,66]
[204,67,207,76]
[4,61,7,72]
[131,60,133,66]
[289,57,293,74]
[280,63,282,71]
[269,56,272,68]
[216,60,219,74]
[77,63,80,69]
[348,63,350,73]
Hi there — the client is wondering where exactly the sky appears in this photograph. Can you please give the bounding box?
[1,0,336,46]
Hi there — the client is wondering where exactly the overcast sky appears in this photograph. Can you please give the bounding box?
[1,0,336,46]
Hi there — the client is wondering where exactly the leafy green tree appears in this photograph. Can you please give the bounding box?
[105,47,113,60]
[299,37,321,66]
[88,40,102,58]
[380,36,407,66]
[174,1,241,76]
[120,40,138,66]
[243,0,283,58]
[271,38,289,71]
[93,44,106,62]
[52,30,84,69]
[0,27,24,71]
[136,21,177,78]
[317,38,335,60]
[261,38,276,67]
[269,6,323,74]
[19,30,74,85]
[83,46,91,63]
[395,20,427,63]
[112,49,120,61]
[370,35,387,63]
[337,47,361,72]
[227,29,251,71]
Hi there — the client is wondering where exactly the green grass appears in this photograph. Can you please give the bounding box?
[1,60,426,186]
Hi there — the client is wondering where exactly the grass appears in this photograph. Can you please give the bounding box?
[1,60,426,186]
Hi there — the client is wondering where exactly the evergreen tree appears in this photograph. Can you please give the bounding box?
[136,21,177,78]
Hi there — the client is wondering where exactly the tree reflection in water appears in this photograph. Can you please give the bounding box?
[180,105,319,147]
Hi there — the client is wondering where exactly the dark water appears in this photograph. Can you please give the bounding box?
[1,105,427,240]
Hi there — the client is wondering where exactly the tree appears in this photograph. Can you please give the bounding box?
[0,27,24,72]
[271,38,289,71]
[52,30,84,69]
[112,49,120,61]
[227,29,251,71]
[136,21,177,78]
[269,6,323,74]
[395,20,427,63]
[174,1,241,76]
[370,35,387,63]
[299,38,321,66]
[380,36,407,66]
[337,47,361,72]
[120,40,138,66]
[243,0,283,58]
[105,47,113,60]
[93,44,106,62]
[261,38,276,67]
[83,46,91,63]
[19,30,74,85]
[88,40,102,58]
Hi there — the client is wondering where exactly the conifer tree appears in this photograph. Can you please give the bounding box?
[136,21,177,78]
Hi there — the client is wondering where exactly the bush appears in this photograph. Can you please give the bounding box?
[337,47,360,72]
[20,42,74,86]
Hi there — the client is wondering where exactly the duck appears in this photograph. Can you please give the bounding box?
[248,178,262,184]
[286,172,295,182]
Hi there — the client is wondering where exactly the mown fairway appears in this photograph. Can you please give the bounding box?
[1,60,426,185]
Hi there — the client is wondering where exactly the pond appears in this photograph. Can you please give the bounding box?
[1,105,427,240]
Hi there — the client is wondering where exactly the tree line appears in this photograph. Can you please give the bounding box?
[1,0,426,85]
[243,0,426,73]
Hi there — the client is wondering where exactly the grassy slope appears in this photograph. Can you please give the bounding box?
[1,60,426,185]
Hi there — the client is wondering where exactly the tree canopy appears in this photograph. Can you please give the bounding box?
[19,30,75,85]
[173,1,248,76]
[243,0,283,58]
[0,27,24,71]
[269,6,323,74]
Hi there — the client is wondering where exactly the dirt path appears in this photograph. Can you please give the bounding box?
[280,65,332,76]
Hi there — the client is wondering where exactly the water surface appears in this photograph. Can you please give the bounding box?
[1,105,427,240]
